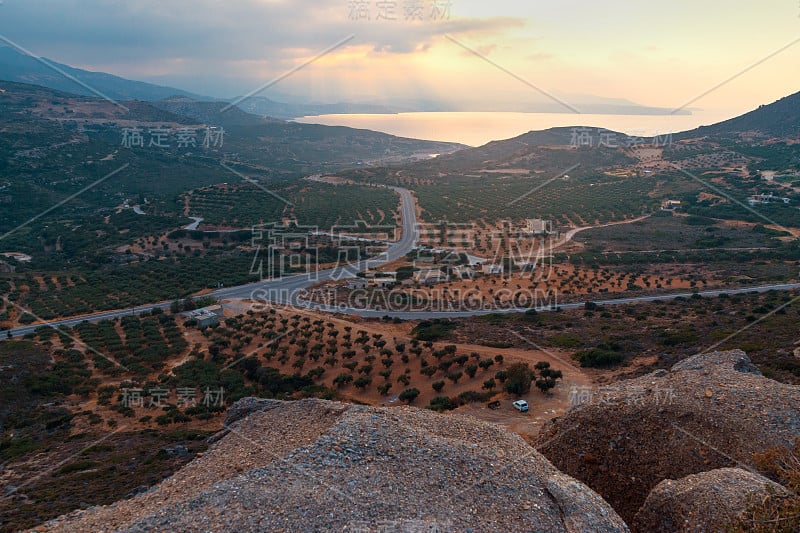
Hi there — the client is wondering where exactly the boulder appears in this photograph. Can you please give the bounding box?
[633,467,784,532]
[39,398,629,532]
[535,350,800,524]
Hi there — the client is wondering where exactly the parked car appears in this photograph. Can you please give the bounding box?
[512,400,529,412]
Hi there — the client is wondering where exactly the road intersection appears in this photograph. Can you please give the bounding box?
[3,184,800,337]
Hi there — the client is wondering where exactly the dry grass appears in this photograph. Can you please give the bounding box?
[733,438,800,532]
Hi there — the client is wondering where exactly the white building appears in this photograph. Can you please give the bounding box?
[451,265,475,280]
[185,305,224,328]
[345,278,368,290]
[482,264,504,275]
[525,219,553,235]
[371,277,397,288]
[413,269,450,285]
[748,193,790,206]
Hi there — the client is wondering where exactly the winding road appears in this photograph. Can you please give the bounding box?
[3,185,800,338]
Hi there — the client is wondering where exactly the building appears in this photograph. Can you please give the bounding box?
[371,277,397,288]
[440,252,463,265]
[345,278,368,290]
[184,304,224,328]
[517,261,539,273]
[482,264,504,275]
[661,200,682,211]
[413,269,450,285]
[525,219,553,235]
[193,310,220,328]
[414,249,436,264]
[748,193,790,206]
[451,265,475,280]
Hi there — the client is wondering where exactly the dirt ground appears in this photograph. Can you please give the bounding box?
[35,298,594,440]
[306,262,706,312]
[227,301,590,438]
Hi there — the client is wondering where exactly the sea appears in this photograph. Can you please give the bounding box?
[292,110,740,147]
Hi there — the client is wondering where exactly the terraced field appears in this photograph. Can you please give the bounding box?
[185,182,400,231]
[413,173,679,225]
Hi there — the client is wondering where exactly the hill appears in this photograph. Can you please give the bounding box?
[0,47,405,119]
[678,91,800,139]
[0,80,462,235]
[0,46,209,102]
[234,95,403,120]
[151,97,284,127]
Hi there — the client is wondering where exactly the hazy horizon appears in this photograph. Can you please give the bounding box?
[2,1,798,118]
[292,108,741,146]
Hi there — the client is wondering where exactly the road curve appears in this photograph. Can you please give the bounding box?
[1,186,419,337]
[3,185,800,337]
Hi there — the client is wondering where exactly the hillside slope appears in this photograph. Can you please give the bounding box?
[678,91,800,138]
[0,46,208,102]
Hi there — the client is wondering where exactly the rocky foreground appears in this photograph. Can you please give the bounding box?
[34,350,796,532]
[537,350,800,529]
[37,398,628,532]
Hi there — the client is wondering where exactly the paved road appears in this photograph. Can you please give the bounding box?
[3,184,800,337]
[211,185,419,301]
[287,282,800,320]
[1,186,419,338]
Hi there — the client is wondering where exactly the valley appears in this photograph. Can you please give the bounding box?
[1,60,800,532]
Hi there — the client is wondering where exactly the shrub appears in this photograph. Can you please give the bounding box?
[411,319,456,341]
[446,371,463,383]
[420,366,437,377]
[574,348,624,368]
[535,377,557,394]
[399,388,420,403]
[503,362,534,395]
[354,376,372,389]
[478,358,494,370]
[333,373,353,388]
[426,396,458,412]
[457,390,492,403]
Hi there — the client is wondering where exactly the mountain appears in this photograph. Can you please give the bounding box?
[0,46,210,102]
[152,97,285,127]
[380,126,635,177]
[0,47,403,119]
[677,90,800,138]
[0,46,698,120]
[0,80,464,234]
[362,89,800,181]
[234,96,403,120]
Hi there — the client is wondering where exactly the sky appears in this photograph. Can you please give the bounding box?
[2,0,799,116]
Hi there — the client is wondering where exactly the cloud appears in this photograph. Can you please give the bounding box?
[0,0,525,97]
[465,44,497,57]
